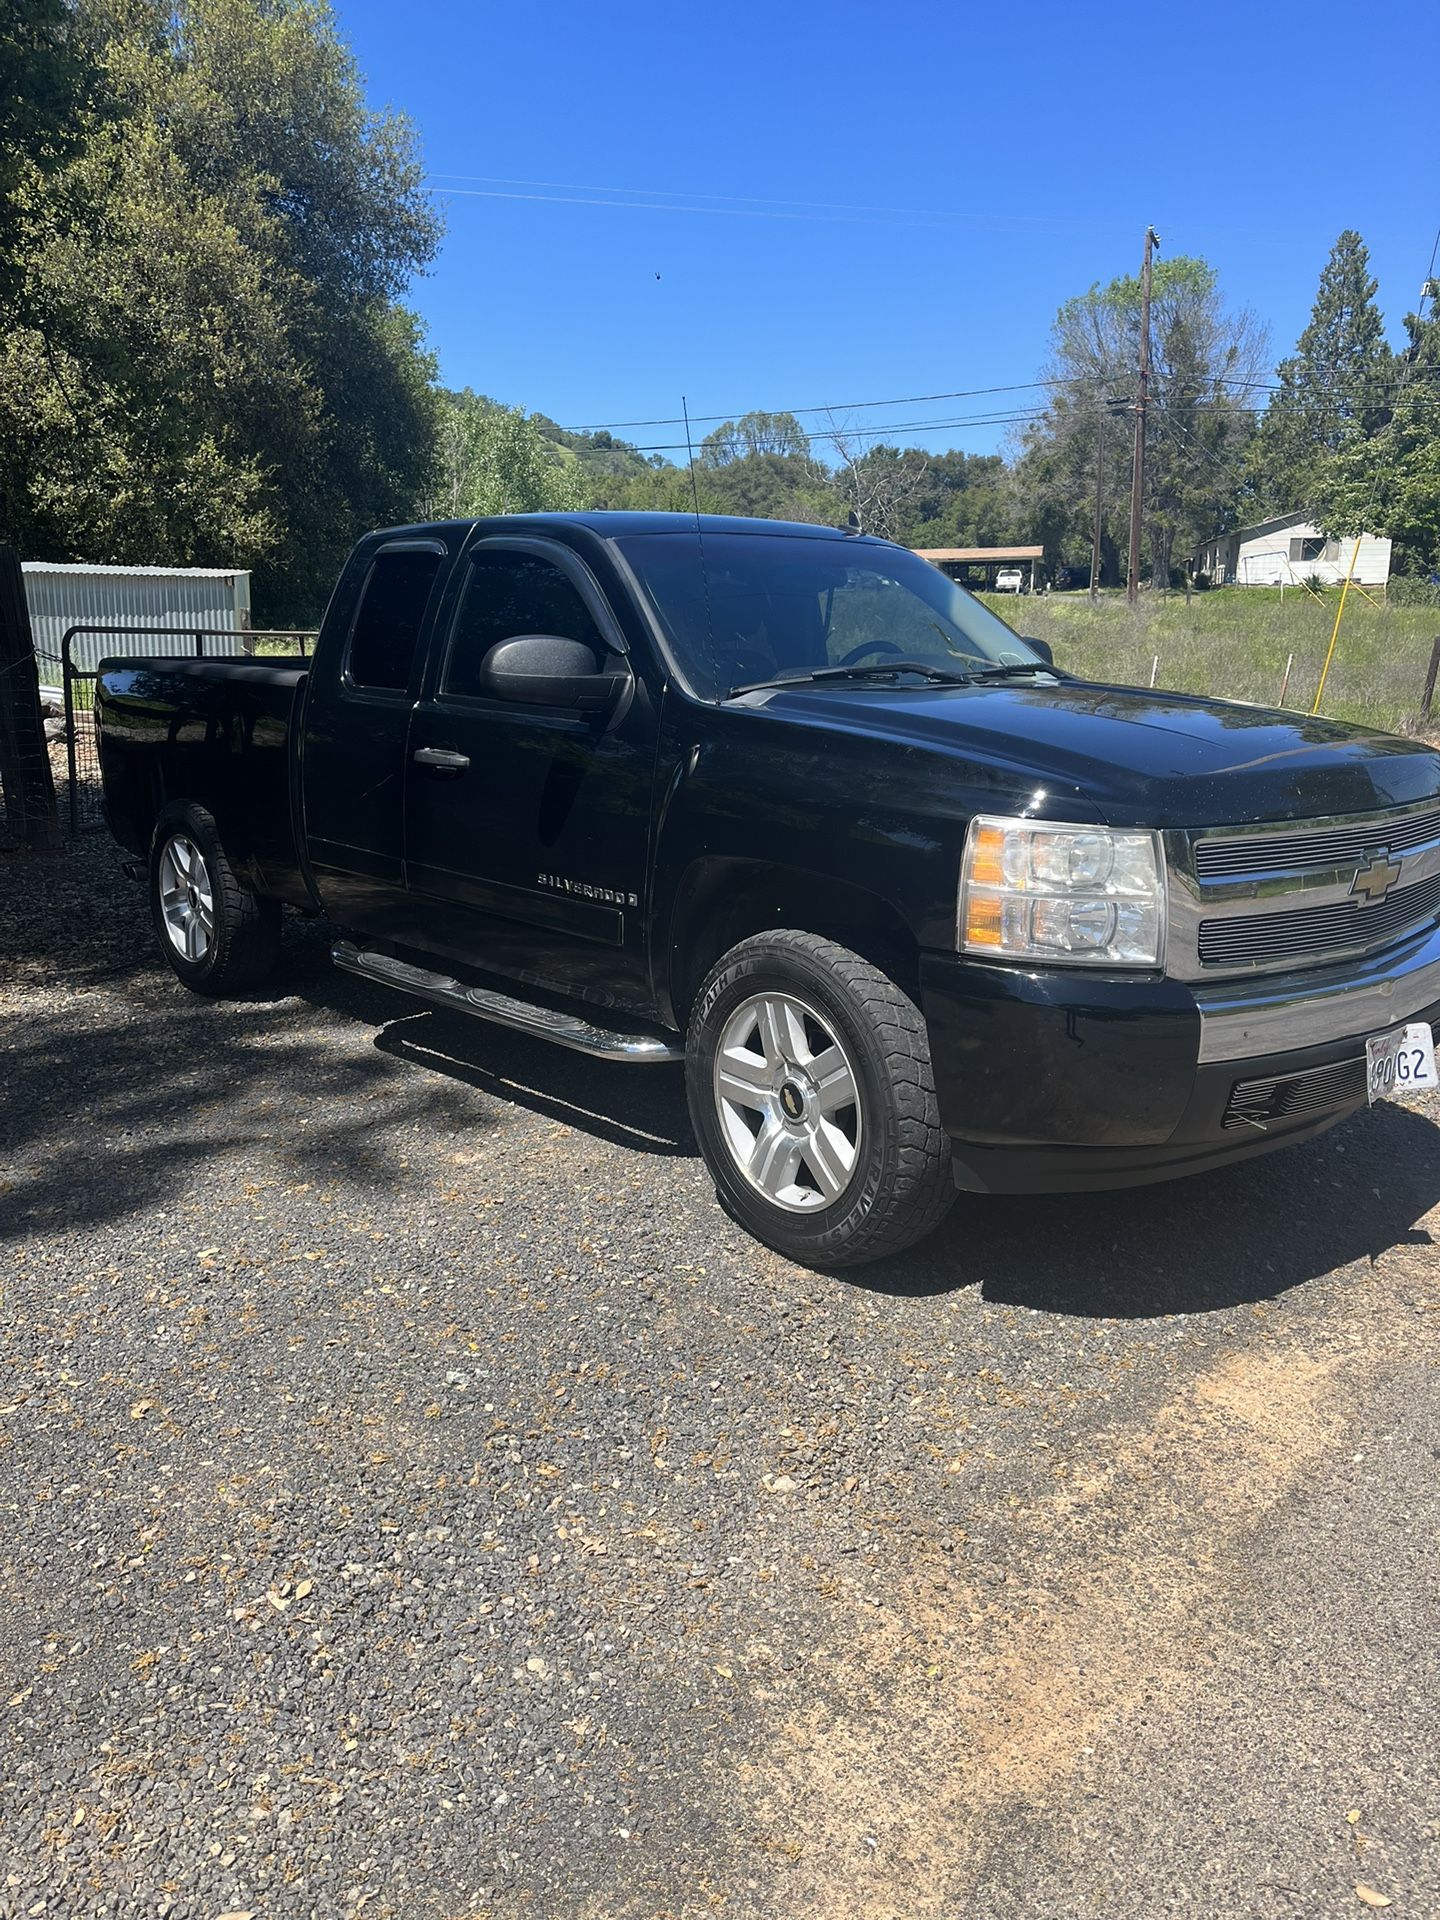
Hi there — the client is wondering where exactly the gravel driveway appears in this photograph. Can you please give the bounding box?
[3,833,1439,1920]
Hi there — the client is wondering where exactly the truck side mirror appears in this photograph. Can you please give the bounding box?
[1022,636,1054,667]
[478,634,628,711]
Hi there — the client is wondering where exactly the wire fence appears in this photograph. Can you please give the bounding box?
[53,626,314,835]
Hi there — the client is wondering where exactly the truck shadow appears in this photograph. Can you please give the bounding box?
[295,977,1440,1322]
[369,1009,692,1158]
[853,1099,1440,1317]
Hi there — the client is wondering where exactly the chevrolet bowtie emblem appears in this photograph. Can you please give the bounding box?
[1350,850,1401,905]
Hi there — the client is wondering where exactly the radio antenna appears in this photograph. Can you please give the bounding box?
[682,394,720,700]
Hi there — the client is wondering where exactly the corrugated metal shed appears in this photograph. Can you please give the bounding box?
[22,561,252,673]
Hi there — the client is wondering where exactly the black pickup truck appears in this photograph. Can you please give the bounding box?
[96,512,1440,1266]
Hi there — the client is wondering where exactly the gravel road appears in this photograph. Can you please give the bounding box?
[2,834,1439,1920]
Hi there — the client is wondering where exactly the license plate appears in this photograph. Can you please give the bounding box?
[1365,1022,1439,1104]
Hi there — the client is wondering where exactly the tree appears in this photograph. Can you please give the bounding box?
[1014,256,1265,585]
[700,410,811,466]
[1248,231,1392,512]
[433,392,584,517]
[525,416,667,505]
[0,0,442,621]
[1314,289,1440,575]
[0,0,93,322]
[824,425,932,539]
[701,451,830,523]
[900,450,1015,551]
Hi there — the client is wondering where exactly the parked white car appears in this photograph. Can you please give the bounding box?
[994,567,1025,593]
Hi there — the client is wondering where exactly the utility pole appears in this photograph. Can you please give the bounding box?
[1089,390,1106,598]
[1126,225,1159,608]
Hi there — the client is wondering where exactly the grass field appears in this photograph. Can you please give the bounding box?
[979,586,1440,736]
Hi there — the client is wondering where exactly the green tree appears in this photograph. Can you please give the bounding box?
[587,462,716,515]
[0,0,442,621]
[894,449,1012,548]
[433,392,585,517]
[702,451,830,522]
[1015,256,1264,584]
[524,416,666,505]
[1248,231,1392,512]
[1314,289,1440,575]
[0,0,94,320]
[700,410,811,466]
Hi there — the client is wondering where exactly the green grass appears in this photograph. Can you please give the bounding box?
[979,586,1440,736]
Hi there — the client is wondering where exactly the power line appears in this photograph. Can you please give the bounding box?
[425,171,1062,230]
[569,381,1068,434]
[610,407,1051,458]
[565,371,1432,438]
[572,388,1389,458]
[421,181,1049,234]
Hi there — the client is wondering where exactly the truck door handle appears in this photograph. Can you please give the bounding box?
[412,746,470,774]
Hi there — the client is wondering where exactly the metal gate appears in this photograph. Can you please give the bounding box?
[58,625,315,835]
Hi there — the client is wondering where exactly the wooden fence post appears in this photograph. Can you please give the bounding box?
[1421,635,1440,726]
[0,545,62,851]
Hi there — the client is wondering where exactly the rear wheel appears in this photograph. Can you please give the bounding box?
[686,930,955,1267]
[149,801,281,995]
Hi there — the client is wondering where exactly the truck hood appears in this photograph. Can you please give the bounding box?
[752,678,1440,827]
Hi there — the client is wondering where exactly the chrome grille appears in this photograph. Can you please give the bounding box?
[1195,804,1440,878]
[1198,871,1440,968]
[1223,1021,1438,1130]
[1167,795,1440,980]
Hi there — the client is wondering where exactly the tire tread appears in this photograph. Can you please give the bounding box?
[687,929,954,1268]
[151,801,281,995]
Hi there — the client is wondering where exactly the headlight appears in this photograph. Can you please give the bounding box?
[959,815,1166,967]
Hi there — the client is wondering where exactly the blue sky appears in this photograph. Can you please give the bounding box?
[342,0,1435,461]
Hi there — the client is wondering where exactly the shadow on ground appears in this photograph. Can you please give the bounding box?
[0,964,500,1241]
[372,1010,692,1157]
[849,1096,1440,1316]
[5,868,1438,1320]
[298,962,1440,1320]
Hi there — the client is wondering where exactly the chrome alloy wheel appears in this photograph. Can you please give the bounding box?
[158,833,215,963]
[712,990,863,1212]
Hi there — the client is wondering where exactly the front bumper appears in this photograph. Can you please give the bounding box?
[920,919,1440,1194]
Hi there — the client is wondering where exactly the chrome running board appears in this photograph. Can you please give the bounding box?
[331,941,683,1063]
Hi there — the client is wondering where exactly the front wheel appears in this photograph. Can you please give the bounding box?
[686,931,955,1268]
[149,801,281,995]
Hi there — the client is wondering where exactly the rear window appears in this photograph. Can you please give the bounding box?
[346,549,442,692]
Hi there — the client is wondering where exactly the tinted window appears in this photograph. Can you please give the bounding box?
[444,550,605,698]
[347,549,442,691]
[615,531,1042,700]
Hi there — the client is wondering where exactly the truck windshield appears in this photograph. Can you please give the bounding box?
[614,531,1044,701]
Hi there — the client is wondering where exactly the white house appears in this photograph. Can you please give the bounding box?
[1194,513,1391,589]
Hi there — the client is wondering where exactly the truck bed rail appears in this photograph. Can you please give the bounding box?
[60,624,314,834]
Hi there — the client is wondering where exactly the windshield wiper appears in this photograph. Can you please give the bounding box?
[966,660,1056,681]
[728,660,973,698]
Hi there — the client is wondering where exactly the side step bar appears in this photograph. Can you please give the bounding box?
[331,941,684,1064]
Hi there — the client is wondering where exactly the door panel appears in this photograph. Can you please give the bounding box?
[401,541,659,1010]
[301,539,447,934]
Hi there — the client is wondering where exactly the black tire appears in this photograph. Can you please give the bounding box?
[149,800,281,995]
[686,930,955,1268]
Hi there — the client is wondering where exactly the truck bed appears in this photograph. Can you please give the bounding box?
[95,655,312,903]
